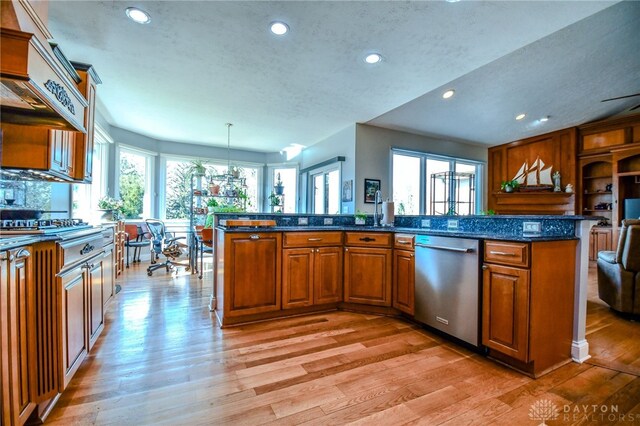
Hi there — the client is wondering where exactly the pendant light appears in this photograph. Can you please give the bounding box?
[225,122,233,179]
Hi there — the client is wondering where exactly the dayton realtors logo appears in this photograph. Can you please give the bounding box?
[529,400,638,424]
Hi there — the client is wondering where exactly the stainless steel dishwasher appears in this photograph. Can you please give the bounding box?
[414,234,480,346]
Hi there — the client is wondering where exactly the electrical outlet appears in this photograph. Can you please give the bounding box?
[523,221,541,234]
[324,218,333,225]
[421,219,431,228]
[447,219,459,230]
[298,217,309,225]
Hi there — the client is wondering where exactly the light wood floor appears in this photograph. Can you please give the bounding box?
[45,262,640,425]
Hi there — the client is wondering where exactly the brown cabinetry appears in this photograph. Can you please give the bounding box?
[589,227,613,261]
[393,234,414,315]
[482,239,577,377]
[1,246,36,426]
[282,232,343,309]
[344,232,392,306]
[71,63,102,182]
[59,264,88,390]
[216,232,282,324]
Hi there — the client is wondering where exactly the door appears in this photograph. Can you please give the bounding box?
[88,260,104,350]
[227,233,281,316]
[482,263,530,362]
[60,266,88,390]
[343,247,392,306]
[314,247,343,304]
[393,249,414,315]
[282,248,313,309]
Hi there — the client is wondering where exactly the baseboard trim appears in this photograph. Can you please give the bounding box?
[571,339,591,363]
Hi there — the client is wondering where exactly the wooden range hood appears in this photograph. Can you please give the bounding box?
[1,0,87,132]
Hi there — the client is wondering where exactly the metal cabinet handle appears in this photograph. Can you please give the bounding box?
[308,238,322,242]
[415,243,473,253]
[489,251,516,257]
[397,241,411,245]
[15,249,31,260]
[482,265,489,270]
[82,263,95,269]
[359,237,376,242]
[0,253,14,262]
[249,234,260,240]
[345,248,349,252]
[80,243,95,255]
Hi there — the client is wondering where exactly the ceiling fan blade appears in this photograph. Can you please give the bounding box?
[601,93,640,102]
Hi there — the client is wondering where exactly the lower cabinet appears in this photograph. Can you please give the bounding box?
[482,239,577,376]
[343,233,393,307]
[589,226,613,261]
[60,265,88,390]
[1,246,36,426]
[282,246,343,308]
[88,259,105,350]
[218,232,282,320]
[392,249,415,315]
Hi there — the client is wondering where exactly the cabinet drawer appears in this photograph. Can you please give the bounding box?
[58,233,104,272]
[394,234,415,250]
[345,232,392,248]
[284,231,343,247]
[484,241,529,267]
[101,227,114,246]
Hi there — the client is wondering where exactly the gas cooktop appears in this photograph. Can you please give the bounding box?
[0,219,92,235]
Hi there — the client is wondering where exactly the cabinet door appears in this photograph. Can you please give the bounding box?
[50,130,67,173]
[343,247,392,306]
[226,233,281,316]
[102,246,115,308]
[393,249,415,315]
[314,247,343,304]
[60,268,88,390]
[88,261,104,350]
[1,248,36,425]
[589,228,613,260]
[282,248,314,309]
[482,264,530,362]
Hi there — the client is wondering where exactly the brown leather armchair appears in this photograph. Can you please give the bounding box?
[597,219,640,315]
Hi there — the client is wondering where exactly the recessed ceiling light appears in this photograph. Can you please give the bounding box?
[364,53,382,64]
[125,7,151,24]
[540,116,550,122]
[515,113,526,121]
[270,21,289,35]
[442,89,455,99]
[446,0,461,2]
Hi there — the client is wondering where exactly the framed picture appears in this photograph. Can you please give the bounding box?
[364,179,381,203]
[342,180,353,202]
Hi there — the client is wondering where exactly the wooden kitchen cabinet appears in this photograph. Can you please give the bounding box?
[344,232,392,307]
[101,227,115,308]
[59,264,88,390]
[216,232,282,324]
[282,232,343,309]
[87,259,105,351]
[393,234,415,315]
[482,263,529,362]
[482,239,577,377]
[589,227,613,261]
[1,246,36,426]
[71,62,102,182]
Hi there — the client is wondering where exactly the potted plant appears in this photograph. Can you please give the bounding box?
[230,166,241,178]
[500,179,520,193]
[190,159,207,176]
[354,210,367,225]
[209,181,220,195]
[268,192,282,207]
[274,173,284,195]
[97,196,124,221]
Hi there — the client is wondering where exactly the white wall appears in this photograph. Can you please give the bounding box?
[354,124,488,213]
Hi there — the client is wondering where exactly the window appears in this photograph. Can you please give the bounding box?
[117,147,153,219]
[271,167,297,213]
[72,141,108,220]
[162,158,260,220]
[392,150,483,215]
[311,167,340,214]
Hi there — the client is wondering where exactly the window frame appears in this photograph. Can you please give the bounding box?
[115,144,156,220]
[307,163,341,214]
[391,148,484,215]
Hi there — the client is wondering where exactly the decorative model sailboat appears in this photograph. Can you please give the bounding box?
[512,156,554,191]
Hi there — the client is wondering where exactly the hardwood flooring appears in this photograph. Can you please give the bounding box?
[45,262,640,425]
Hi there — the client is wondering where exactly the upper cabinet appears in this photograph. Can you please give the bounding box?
[71,62,102,183]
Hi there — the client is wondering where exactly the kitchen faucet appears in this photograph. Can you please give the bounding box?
[373,190,382,227]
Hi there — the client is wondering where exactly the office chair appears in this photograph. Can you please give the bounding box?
[145,219,188,276]
[124,224,149,268]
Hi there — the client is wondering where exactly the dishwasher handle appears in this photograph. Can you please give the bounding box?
[415,243,474,253]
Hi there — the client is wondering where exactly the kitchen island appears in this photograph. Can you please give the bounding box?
[213,213,597,377]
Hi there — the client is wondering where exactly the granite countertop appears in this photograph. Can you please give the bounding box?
[215,225,578,242]
[0,226,104,251]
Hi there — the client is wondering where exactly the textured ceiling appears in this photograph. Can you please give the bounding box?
[46,1,635,152]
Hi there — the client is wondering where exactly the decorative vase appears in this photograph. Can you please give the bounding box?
[274,184,284,195]
[98,209,114,221]
[504,184,514,193]
[210,184,220,195]
[355,217,366,225]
